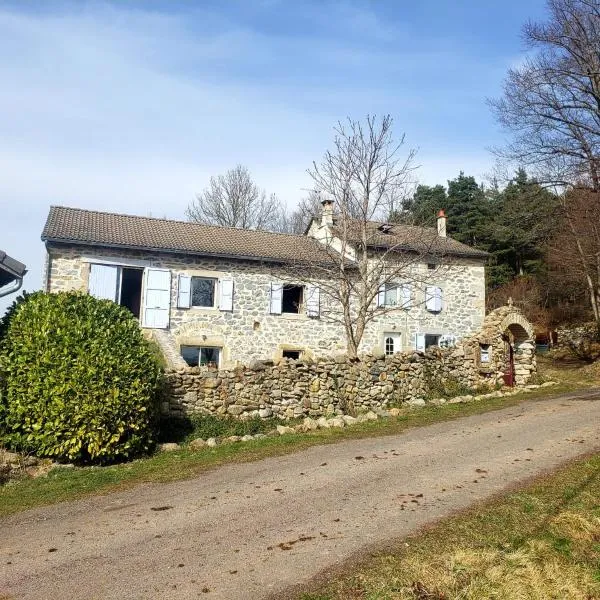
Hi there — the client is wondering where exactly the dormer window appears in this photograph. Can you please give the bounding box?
[378,223,393,233]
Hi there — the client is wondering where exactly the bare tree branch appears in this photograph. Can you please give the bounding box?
[186,165,285,231]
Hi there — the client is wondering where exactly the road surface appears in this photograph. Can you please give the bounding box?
[2,389,600,599]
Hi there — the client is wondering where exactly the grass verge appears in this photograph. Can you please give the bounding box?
[0,382,592,519]
[299,453,600,600]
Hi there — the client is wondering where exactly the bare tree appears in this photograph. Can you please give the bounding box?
[186,165,284,230]
[287,115,451,359]
[490,0,600,190]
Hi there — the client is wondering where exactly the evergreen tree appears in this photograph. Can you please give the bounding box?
[445,172,490,247]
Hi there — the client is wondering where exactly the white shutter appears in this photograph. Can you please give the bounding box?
[142,268,171,329]
[306,284,320,317]
[400,284,412,309]
[377,284,385,307]
[415,333,426,352]
[270,282,283,314]
[434,287,443,312]
[425,286,436,312]
[219,279,234,311]
[177,274,191,309]
[88,264,119,301]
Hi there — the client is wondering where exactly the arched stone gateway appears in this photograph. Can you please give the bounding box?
[466,304,536,387]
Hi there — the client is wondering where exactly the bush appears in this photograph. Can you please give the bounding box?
[0,292,162,463]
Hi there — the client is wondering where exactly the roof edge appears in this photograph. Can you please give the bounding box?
[42,237,340,267]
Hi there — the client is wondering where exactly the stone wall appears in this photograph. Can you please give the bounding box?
[163,346,484,419]
[163,305,537,419]
[45,242,486,367]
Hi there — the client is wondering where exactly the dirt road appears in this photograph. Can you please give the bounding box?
[2,390,600,600]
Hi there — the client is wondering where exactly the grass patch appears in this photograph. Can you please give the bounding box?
[299,454,600,600]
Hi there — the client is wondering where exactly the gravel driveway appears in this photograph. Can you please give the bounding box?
[2,389,600,600]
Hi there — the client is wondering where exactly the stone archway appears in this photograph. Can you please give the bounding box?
[474,304,536,387]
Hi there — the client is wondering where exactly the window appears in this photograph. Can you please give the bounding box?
[480,344,491,363]
[180,345,221,368]
[282,285,303,314]
[88,264,145,319]
[282,350,302,360]
[384,284,399,306]
[384,332,401,355]
[385,337,394,355]
[425,334,441,349]
[427,263,437,270]
[191,277,216,308]
[378,283,411,308]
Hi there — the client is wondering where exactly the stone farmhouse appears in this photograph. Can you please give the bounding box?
[41,203,489,371]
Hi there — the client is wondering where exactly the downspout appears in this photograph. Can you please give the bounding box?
[0,277,23,298]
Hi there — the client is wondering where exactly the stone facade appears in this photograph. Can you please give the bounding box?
[45,242,486,367]
[163,306,536,419]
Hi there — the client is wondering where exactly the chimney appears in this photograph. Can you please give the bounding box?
[321,199,334,227]
[437,209,447,237]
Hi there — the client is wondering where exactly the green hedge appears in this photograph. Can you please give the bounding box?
[0,291,162,463]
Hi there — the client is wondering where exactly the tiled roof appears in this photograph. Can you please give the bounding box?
[41,206,335,264]
[330,219,489,259]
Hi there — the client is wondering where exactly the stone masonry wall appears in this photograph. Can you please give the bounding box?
[45,243,486,367]
[164,345,485,419]
[163,305,536,419]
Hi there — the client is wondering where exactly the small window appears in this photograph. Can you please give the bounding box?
[425,334,441,349]
[282,285,303,314]
[427,263,437,270]
[191,277,216,308]
[480,344,491,363]
[385,336,395,356]
[282,350,302,360]
[180,345,221,368]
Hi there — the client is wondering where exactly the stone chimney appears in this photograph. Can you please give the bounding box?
[321,199,334,227]
[437,209,447,237]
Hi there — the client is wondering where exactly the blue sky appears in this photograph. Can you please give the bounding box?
[0,0,548,311]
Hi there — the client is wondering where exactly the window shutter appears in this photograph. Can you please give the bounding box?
[434,286,443,312]
[377,284,386,307]
[400,284,412,309]
[177,274,191,309]
[415,333,426,352]
[88,264,119,301]
[306,284,320,317]
[425,286,436,312]
[142,268,171,329]
[270,282,283,314]
[219,279,234,311]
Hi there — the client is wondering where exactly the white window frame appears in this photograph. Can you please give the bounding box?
[378,282,411,309]
[180,345,222,368]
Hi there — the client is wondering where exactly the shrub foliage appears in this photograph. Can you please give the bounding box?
[0,292,162,463]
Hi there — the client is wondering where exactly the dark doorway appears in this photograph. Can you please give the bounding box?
[503,341,515,387]
[282,350,302,360]
[120,268,143,318]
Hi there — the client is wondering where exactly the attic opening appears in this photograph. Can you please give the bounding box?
[282,285,303,314]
